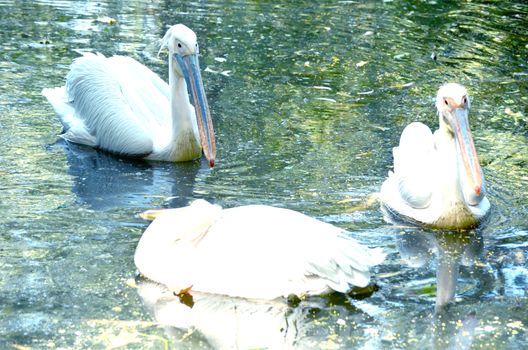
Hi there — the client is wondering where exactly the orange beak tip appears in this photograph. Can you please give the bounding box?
[474,185,481,195]
[209,158,215,168]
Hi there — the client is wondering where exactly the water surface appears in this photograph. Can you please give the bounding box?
[0,0,527,349]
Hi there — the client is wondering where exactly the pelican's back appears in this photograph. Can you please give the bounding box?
[135,200,385,299]
[43,52,171,156]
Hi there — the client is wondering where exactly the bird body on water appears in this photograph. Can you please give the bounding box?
[380,83,490,229]
[135,199,385,300]
[42,24,216,166]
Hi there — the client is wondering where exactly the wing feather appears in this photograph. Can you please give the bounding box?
[105,55,170,129]
[384,122,435,209]
[203,205,384,298]
[42,86,97,146]
[65,53,158,156]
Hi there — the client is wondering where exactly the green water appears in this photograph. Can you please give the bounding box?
[0,0,527,349]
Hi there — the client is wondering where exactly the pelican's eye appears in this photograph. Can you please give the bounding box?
[463,96,467,105]
[444,98,449,106]
[177,43,182,48]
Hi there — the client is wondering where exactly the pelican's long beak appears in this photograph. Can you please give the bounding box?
[451,108,485,205]
[175,53,216,167]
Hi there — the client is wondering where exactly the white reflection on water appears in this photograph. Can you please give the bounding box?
[136,277,386,349]
[137,278,299,349]
[396,229,483,312]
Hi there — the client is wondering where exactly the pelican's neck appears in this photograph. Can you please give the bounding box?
[165,58,201,161]
[435,121,460,199]
[433,116,476,227]
[169,58,193,135]
[436,116,454,145]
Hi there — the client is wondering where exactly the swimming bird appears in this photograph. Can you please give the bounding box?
[380,83,490,229]
[134,199,385,300]
[42,24,216,167]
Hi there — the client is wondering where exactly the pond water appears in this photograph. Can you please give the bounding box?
[1,0,527,349]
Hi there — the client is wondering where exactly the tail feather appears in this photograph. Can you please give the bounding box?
[42,87,73,127]
[42,86,97,147]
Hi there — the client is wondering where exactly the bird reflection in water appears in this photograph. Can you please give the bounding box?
[397,228,483,312]
[135,276,381,349]
[397,227,483,349]
[62,141,207,210]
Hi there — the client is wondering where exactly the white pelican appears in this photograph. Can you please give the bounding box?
[42,24,216,167]
[134,199,385,300]
[380,83,490,229]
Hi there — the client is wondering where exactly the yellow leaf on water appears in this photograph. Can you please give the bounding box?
[506,321,524,329]
[112,306,122,313]
[356,61,368,68]
[126,278,137,289]
[504,107,523,119]
[382,331,397,341]
[95,16,117,25]
[12,345,31,350]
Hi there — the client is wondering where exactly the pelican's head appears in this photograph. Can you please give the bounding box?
[436,83,485,206]
[163,24,198,56]
[162,24,216,167]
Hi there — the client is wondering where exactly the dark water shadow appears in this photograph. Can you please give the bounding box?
[61,141,208,210]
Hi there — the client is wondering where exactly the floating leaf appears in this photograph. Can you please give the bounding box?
[356,60,368,68]
[95,16,117,25]
[504,107,523,119]
[506,321,524,329]
[393,53,409,60]
[315,97,337,103]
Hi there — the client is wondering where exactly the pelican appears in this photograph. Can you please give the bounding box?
[134,199,385,300]
[42,24,216,167]
[380,83,490,229]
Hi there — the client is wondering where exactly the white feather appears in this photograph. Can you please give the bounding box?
[63,52,156,156]
[392,122,434,209]
[134,199,385,300]
[42,86,97,146]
